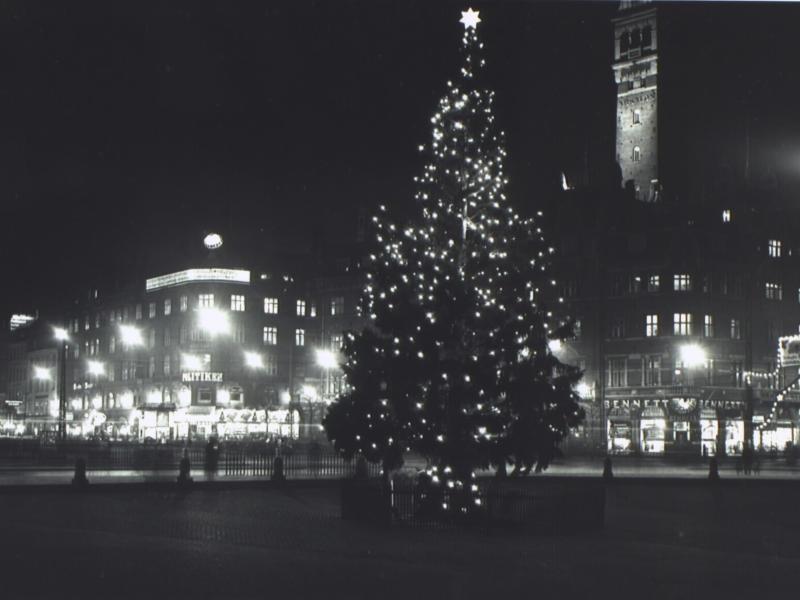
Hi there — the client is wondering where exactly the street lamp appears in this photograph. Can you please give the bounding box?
[679,344,707,369]
[33,366,52,381]
[196,307,230,336]
[315,348,337,370]
[87,360,106,377]
[53,326,69,441]
[244,351,264,369]
[119,324,144,347]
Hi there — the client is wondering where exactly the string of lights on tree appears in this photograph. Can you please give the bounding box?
[324,8,583,513]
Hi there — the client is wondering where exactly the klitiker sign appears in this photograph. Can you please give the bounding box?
[182,371,223,383]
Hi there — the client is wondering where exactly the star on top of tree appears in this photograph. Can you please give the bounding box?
[460,8,481,30]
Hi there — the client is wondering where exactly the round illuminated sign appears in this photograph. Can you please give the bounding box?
[204,233,223,250]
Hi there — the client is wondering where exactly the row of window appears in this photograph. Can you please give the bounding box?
[577,272,799,300]
[76,352,280,382]
[606,356,744,388]
[614,314,740,339]
[71,295,348,333]
[74,326,345,359]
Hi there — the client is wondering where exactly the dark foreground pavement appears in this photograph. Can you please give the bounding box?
[1,479,799,599]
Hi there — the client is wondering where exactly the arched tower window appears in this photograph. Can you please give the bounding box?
[642,25,652,49]
[630,28,641,47]
[620,31,630,57]
[633,110,641,125]
[633,146,641,162]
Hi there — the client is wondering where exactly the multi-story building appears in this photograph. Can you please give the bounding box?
[58,233,361,441]
[553,0,800,457]
[0,317,60,434]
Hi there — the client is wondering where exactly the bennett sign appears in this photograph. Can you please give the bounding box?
[182,371,223,383]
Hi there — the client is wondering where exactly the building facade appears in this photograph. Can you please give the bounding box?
[54,236,362,442]
[555,0,800,457]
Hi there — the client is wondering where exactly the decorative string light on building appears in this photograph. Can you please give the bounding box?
[324,8,583,513]
[747,334,800,431]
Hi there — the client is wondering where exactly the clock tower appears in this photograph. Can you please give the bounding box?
[613,1,659,202]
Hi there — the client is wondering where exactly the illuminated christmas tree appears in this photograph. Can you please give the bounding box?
[324,8,583,509]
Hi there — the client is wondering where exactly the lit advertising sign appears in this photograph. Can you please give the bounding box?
[779,336,800,368]
[146,268,250,292]
[181,371,223,383]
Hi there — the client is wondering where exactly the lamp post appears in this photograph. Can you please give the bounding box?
[53,327,69,442]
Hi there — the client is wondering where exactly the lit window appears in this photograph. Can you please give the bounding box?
[645,315,658,337]
[331,333,343,349]
[295,328,305,346]
[148,357,155,378]
[231,295,246,312]
[198,294,214,308]
[766,282,783,301]
[573,319,582,339]
[95,314,101,328]
[296,300,306,316]
[135,305,142,320]
[722,209,731,223]
[164,299,171,316]
[263,326,277,346]
[310,302,317,318]
[148,329,156,349]
[632,146,641,162]
[644,356,661,386]
[632,110,641,125]
[109,336,116,354]
[731,319,741,340]
[610,318,625,338]
[163,356,171,377]
[265,352,278,376]
[647,275,660,292]
[607,358,626,388]
[264,297,279,314]
[673,313,692,336]
[331,297,344,316]
[180,296,188,312]
[164,328,171,347]
[768,239,782,258]
[84,316,90,331]
[149,302,156,319]
[673,274,692,291]
[704,315,714,337]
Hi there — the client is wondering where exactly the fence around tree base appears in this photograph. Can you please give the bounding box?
[342,478,606,533]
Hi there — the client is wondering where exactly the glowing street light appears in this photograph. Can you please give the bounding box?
[679,344,707,368]
[182,353,204,371]
[547,339,563,353]
[301,384,318,400]
[315,348,338,370]
[87,360,106,377]
[575,382,592,398]
[244,351,264,369]
[33,366,52,381]
[197,307,231,336]
[119,324,144,347]
[53,327,69,342]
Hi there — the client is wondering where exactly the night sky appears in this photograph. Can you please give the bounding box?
[3,0,800,323]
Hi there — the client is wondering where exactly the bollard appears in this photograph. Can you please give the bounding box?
[72,457,89,488]
[177,449,193,488]
[708,456,720,481]
[272,456,285,482]
[602,456,614,481]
